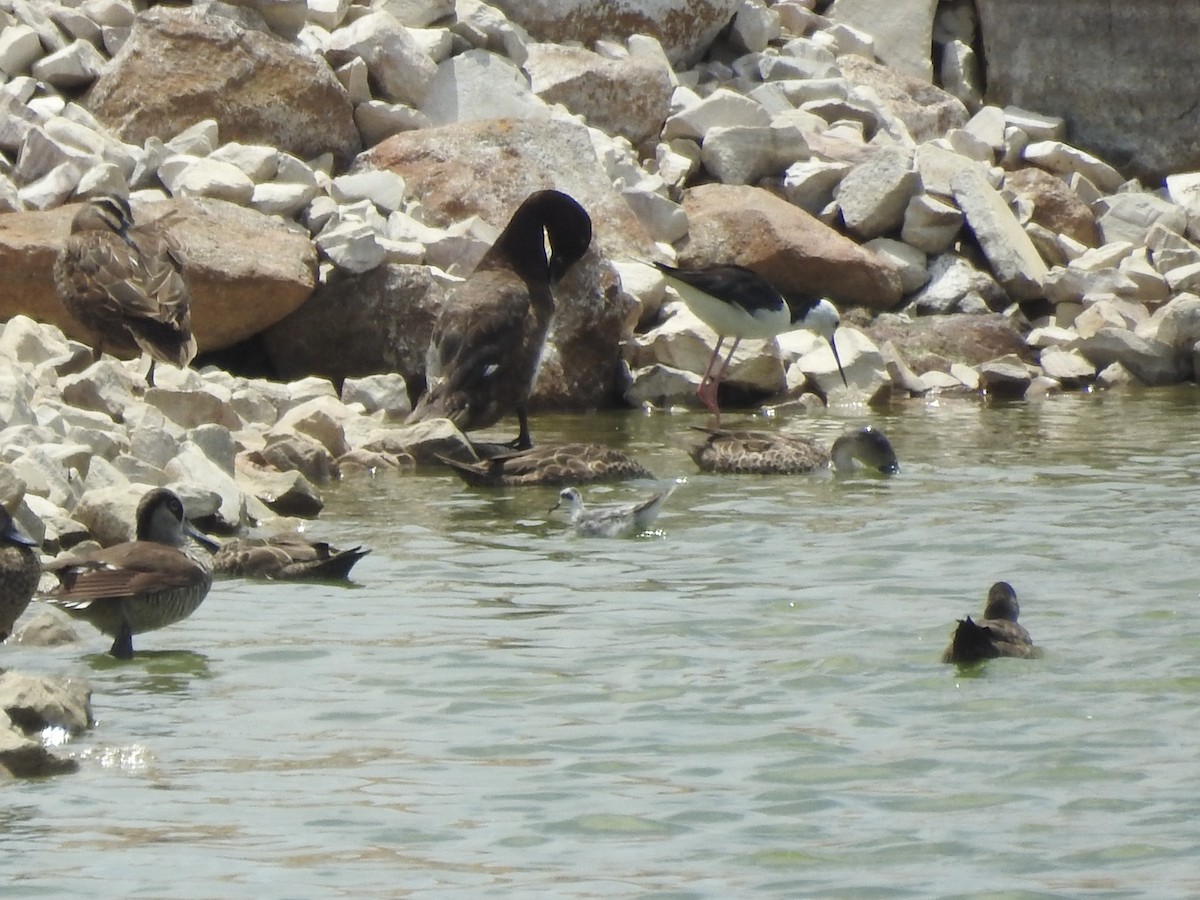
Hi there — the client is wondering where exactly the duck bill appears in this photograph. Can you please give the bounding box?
[880,461,900,475]
[185,522,220,553]
[828,333,848,387]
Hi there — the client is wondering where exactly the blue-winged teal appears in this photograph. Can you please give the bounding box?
[549,481,679,538]
[53,193,195,386]
[942,581,1041,665]
[689,425,898,475]
[212,533,369,581]
[439,442,653,487]
[0,506,40,642]
[654,262,847,417]
[408,190,593,450]
[42,488,215,659]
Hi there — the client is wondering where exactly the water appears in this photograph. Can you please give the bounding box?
[5,388,1200,898]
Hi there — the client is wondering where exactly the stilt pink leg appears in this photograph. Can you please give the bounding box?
[696,337,725,413]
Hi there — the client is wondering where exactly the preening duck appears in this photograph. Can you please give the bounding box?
[53,193,195,386]
[408,190,593,450]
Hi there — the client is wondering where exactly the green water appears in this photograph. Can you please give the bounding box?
[4,388,1200,898]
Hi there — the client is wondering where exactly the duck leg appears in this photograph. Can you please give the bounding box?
[109,621,135,660]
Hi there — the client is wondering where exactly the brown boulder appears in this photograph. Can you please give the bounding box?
[865,312,1032,375]
[0,197,316,353]
[679,183,904,311]
[838,55,969,143]
[263,263,447,392]
[359,118,646,408]
[84,7,360,166]
[489,0,741,67]
[1004,167,1100,248]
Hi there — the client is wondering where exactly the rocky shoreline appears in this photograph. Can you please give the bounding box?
[2,0,1200,774]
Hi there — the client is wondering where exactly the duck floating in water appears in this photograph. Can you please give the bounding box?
[53,193,195,387]
[211,533,369,581]
[689,425,898,475]
[550,481,679,538]
[408,190,593,450]
[942,581,1040,665]
[0,506,40,642]
[41,488,216,659]
[439,442,654,487]
[654,262,847,418]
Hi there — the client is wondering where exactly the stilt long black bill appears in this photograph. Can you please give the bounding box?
[829,332,848,387]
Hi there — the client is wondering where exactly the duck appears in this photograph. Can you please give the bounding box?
[53,193,196,387]
[211,533,369,581]
[654,262,847,418]
[439,442,654,487]
[549,481,679,538]
[689,425,898,475]
[942,581,1041,665]
[41,488,216,659]
[407,190,593,450]
[0,506,41,642]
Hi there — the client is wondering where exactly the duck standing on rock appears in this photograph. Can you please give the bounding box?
[53,193,196,387]
[654,262,847,418]
[942,581,1041,665]
[0,507,40,643]
[41,488,217,659]
[408,190,593,450]
[689,425,898,476]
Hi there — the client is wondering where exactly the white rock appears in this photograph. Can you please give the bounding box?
[18,162,85,210]
[335,57,371,105]
[315,219,386,273]
[207,142,280,182]
[731,0,781,52]
[621,185,689,244]
[827,0,935,81]
[836,147,919,239]
[796,326,886,395]
[1149,293,1200,351]
[1022,140,1124,193]
[1164,171,1200,243]
[783,158,851,214]
[14,126,93,184]
[81,0,137,28]
[307,0,350,30]
[341,373,412,418]
[939,39,981,110]
[951,166,1048,301]
[654,139,700,191]
[354,100,432,145]
[1003,106,1065,141]
[863,237,927,294]
[0,25,43,77]
[329,170,407,210]
[166,119,220,156]
[700,125,775,185]
[420,49,548,125]
[144,385,241,430]
[662,88,770,141]
[163,158,256,204]
[326,11,437,106]
[1095,192,1188,247]
[624,364,702,408]
[1026,324,1078,349]
[165,443,254,530]
[0,316,70,366]
[30,40,107,89]
[249,182,319,218]
[823,22,876,59]
[901,192,963,254]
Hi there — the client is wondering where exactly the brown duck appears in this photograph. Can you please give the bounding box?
[942,581,1041,665]
[439,442,653,488]
[407,190,592,450]
[689,425,899,475]
[53,193,196,386]
[0,506,40,642]
[41,488,216,659]
[211,533,369,581]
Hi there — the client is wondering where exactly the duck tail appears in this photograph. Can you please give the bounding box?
[942,616,998,665]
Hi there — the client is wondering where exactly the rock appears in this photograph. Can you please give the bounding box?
[679,183,903,311]
[950,166,1048,301]
[795,326,889,397]
[1164,172,1200,243]
[1076,328,1189,387]
[326,11,437,107]
[863,238,928,294]
[523,42,673,148]
[264,263,446,388]
[160,157,256,204]
[164,443,255,530]
[70,483,155,546]
[0,25,43,77]
[421,47,548,125]
[663,88,771,142]
[85,7,361,165]
[836,147,919,239]
[336,447,413,475]
[0,715,78,778]
[624,363,702,409]
[11,610,82,647]
[782,159,852,215]
[1149,293,1200,351]
[59,360,140,420]
[1004,166,1099,248]
[0,670,92,735]
[866,312,1031,375]
[340,373,412,419]
[1039,346,1096,385]
[268,396,352,459]
[488,0,742,67]
[233,457,323,518]
[242,432,336,485]
[1095,192,1188,247]
[355,417,474,466]
[828,0,937,81]
[836,55,968,143]
[978,354,1033,398]
[1021,140,1124,194]
[901,193,964,254]
[224,0,308,38]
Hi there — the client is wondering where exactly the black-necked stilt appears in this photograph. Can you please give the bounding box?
[53,193,195,387]
[654,262,848,415]
[211,533,370,581]
[408,190,593,451]
[689,425,898,475]
[41,488,218,659]
[941,582,1040,665]
[549,481,681,538]
[439,442,654,487]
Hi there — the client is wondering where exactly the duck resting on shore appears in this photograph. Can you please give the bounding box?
[941,581,1041,665]
[407,189,593,450]
[689,425,898,475]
